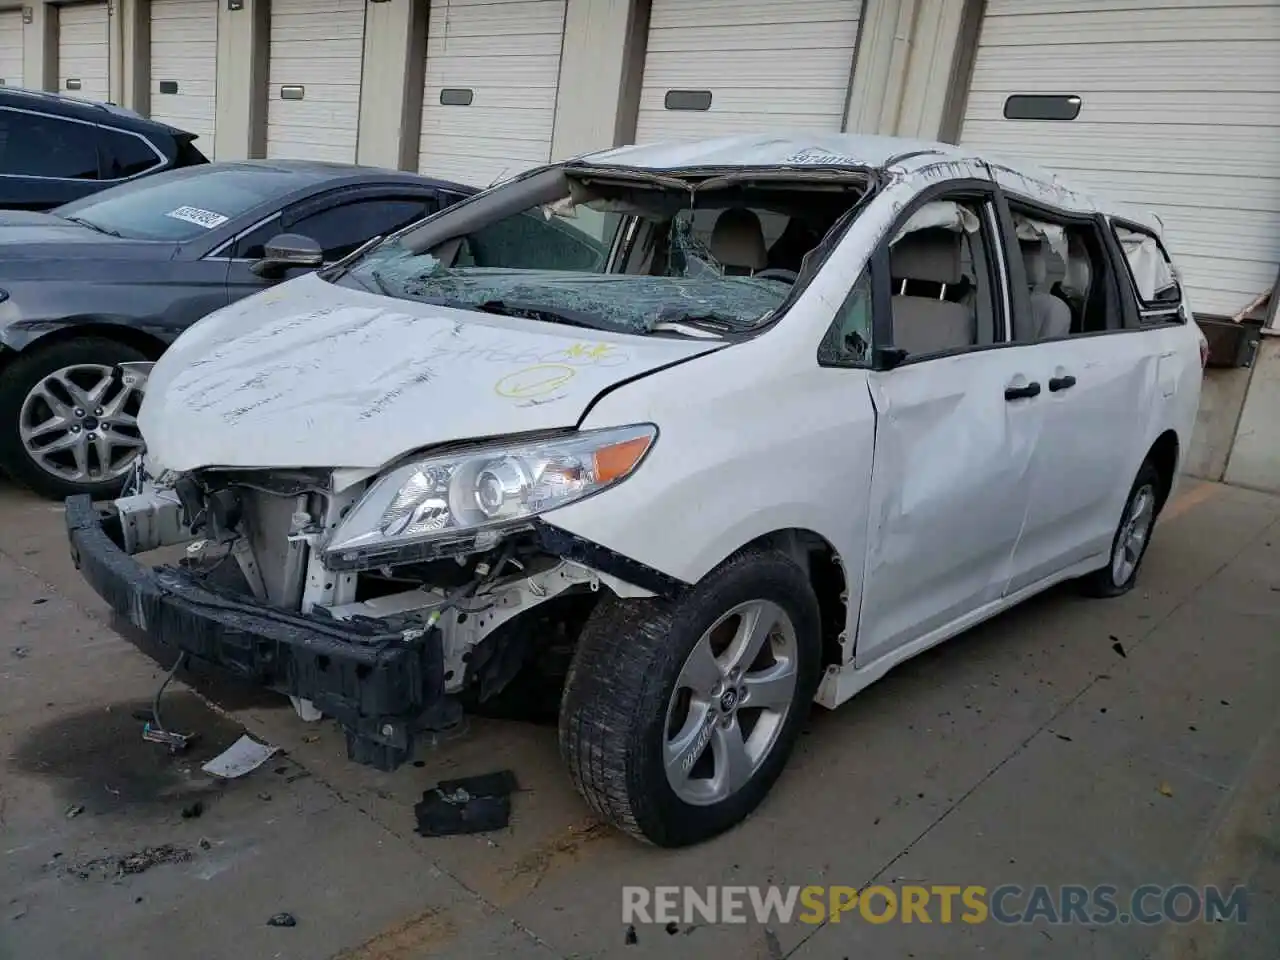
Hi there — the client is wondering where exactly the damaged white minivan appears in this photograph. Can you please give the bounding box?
[67,134,1205,847]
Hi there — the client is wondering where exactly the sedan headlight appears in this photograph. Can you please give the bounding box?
[324,425,656,566]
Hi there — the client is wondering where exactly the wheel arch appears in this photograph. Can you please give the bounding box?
[1146,428,1180,511]
[0,321,169,374]
[734,527,850,670]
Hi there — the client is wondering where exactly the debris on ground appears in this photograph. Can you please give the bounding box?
[198,838,212,851]
[1158,782,1174,798]
[257,792,272,802]
[12,646,29,659]
[624,924,638,945]
[64,804,85,819]
[1111,638,1127,658]
[414,769,518,837]
[180,800,204,820]
[267,912,297,928]
[201,734,279,779]
[72,845,193,880]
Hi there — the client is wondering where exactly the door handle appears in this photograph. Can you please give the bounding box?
[1004,381,1041,401]
[1049,375,1077,392]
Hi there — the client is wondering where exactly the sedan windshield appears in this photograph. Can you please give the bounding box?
[53,167,302,242]
[339,176,861,336]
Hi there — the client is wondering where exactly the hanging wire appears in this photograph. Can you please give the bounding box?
[150,651,188,734]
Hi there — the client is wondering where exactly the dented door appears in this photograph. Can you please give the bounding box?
[855,348,1044,666]
[1003,330,1161,593]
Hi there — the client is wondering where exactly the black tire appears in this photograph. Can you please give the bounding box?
[0,337,149,501]
[1079,460,1164,598]
[558,547,822,847]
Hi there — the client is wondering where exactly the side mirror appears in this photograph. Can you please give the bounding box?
[251,233,324,279]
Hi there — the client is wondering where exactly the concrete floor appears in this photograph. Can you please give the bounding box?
[1,475,1277,960]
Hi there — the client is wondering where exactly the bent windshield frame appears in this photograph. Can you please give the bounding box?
[331,164,873,338]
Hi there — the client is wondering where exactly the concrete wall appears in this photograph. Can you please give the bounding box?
[1224,339,1280,493]
[1185,365,1255,482]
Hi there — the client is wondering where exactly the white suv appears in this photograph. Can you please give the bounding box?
[67,134,1205,848]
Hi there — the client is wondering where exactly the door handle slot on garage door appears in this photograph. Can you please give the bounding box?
[1049,375,1077,392]
[1004,381,1041,401]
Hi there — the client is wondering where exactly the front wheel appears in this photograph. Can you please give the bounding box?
[0,338,149,500]
[558,548,822,847]
[1080,460,1163,598]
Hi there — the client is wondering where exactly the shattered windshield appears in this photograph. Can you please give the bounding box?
[338,174,862,337]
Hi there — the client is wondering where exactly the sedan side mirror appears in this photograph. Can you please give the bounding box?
[251,233,324,279]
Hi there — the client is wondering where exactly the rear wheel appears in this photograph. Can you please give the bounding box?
[0,338,149,500]
[558,548,822,847]
[1080,460,1162,598]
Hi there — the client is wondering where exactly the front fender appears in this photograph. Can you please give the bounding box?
[0,314,172,353]
[543,339,877,594]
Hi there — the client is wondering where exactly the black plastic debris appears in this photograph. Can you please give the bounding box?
[624,924,638,945]
[267,912,297,928]
[414,770,518,837]
[1111,639,1127,658]
[181,801,204,820]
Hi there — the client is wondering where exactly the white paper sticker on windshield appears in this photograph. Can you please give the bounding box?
[165,205,229,230]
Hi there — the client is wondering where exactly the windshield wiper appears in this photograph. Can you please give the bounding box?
[476,300,639,335]
[61,216,122,238]
[414,297,634,335]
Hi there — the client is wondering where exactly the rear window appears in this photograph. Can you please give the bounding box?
[53,167,301,241]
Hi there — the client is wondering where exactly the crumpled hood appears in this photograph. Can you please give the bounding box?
[141,272,720,472]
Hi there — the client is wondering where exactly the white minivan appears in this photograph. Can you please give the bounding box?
[67,134,1205,847]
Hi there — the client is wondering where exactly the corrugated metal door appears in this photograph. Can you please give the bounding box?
[960,0,1280,319]
[0,9,23,88]
[58,2,111,103]
[634,0,861,143]
[418,0,567,187]
[148,0,218,156]
[266,0,366,162]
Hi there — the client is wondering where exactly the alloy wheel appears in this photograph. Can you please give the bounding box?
[1111,483,1156,585]
[663,599,799,806]
[18,363,146,484]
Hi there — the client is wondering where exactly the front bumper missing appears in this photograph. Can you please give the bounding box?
[64,494,446,771]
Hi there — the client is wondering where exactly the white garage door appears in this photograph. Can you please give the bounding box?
[58,2,110,103]
[960,0,1280,319]
[0,9,23,88]
[634,0,860,144]
[266,0,366,162]
[418,0,567,188]
[149,0,218,156]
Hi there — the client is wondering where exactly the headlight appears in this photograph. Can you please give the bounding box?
[323,424,656,566]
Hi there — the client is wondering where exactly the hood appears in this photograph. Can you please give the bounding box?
[141,272,721,472]
[0,211,176,259]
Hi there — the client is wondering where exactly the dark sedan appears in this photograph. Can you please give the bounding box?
[0,160,476,500]
[0,86,209,211]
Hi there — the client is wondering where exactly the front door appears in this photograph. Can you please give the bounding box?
[855,194,1042,666]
